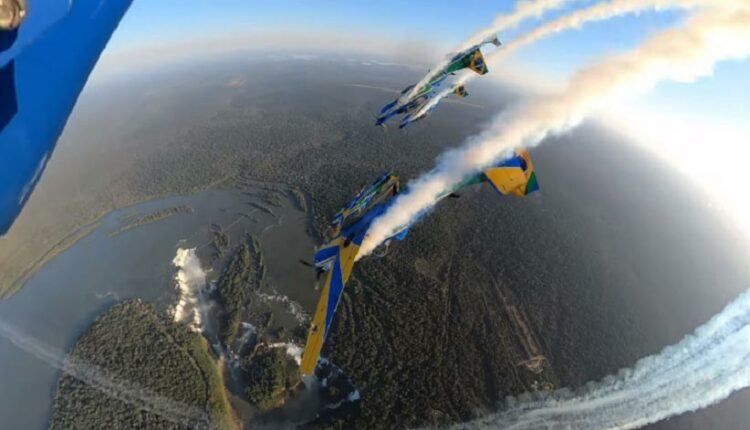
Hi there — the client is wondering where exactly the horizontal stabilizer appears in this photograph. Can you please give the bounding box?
[314,245,338,269]
[453,85,468,98]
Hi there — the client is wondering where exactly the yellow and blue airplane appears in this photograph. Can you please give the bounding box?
[376,34,500,128]
[299,149,539,376]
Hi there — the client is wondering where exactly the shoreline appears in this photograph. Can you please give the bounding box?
[1,175,315,299]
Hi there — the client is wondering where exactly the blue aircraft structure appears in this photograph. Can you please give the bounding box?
[0,0,132,235]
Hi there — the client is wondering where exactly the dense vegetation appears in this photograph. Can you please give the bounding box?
[8,58,749,428]
[49,300,235,430]
[210,224,231,258]
[214,235,264,345]
[240,345,300,410]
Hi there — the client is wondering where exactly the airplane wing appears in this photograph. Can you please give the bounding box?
[299,238,361,376]
[300,180,404,376]
[483,150,540,197]
[0,0,133,235]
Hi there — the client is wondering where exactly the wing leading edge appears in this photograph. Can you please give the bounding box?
[299,239,360,376]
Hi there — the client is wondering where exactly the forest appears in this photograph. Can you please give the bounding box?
[7,61,716,428]
[214,234,265,346]
[49,300,234,430]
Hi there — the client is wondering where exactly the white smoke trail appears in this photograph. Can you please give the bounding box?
[0,320,208,427]
[172,247,207,332]
[502,0,737,55]
[359,3,750,257]
[256,290,311,324]
[268,342,304,365]
[417,0,724,118]
[404,0,579,103]
[466,0,581,46]
[450,289,750,429]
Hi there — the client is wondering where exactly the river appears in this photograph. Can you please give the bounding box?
[0,187,316,430]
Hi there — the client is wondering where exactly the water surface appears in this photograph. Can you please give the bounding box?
[0,187,316,430]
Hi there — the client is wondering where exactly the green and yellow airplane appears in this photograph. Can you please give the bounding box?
[376,34,501,128]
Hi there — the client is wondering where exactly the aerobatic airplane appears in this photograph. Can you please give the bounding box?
[397,83,468,129]
[376,34,500,128]
[299,149,540,376]
[0,0,133,235]
[376,81,469,129]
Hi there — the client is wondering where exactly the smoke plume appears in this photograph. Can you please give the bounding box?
[451,289,750,429]
[172,247,207,332]
[360,3,750,257]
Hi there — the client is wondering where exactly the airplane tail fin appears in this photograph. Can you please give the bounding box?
[483,150,540,197]
[468,49,489,75]
[486,34,502,47]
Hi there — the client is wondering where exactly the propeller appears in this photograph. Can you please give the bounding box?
[299,259,325,283]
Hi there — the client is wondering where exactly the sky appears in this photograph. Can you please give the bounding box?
[103,1,746,127]
[99,0,750,239]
